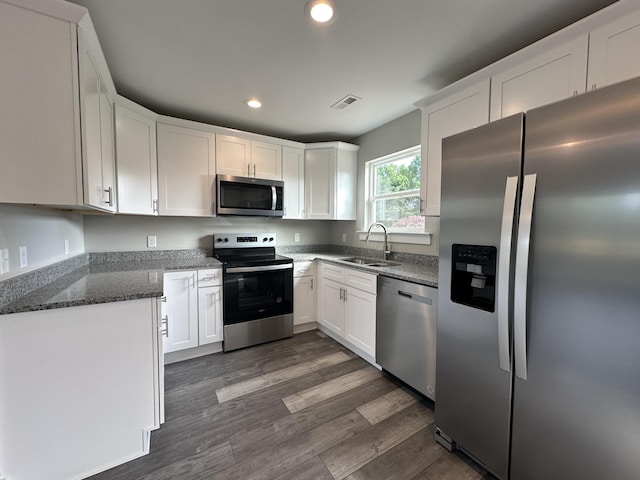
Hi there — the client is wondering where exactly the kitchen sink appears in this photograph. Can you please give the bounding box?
[339,256,401,267]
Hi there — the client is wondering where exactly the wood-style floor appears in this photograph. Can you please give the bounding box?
[89,330,492,480]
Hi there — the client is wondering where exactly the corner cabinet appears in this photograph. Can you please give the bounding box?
[115,100,158,215]
[317,262,377,360]
[304,142,359,220]
[216,134,282,180]
[419,80,490,216]
[0,2,116,211]
[156,123,216,217]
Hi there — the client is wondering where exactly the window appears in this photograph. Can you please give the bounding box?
[365,145,424,231]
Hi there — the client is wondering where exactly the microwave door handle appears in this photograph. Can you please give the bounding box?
[271,185,277,210]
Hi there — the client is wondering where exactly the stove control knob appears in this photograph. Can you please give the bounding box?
[263,237,268,242]
[216,238,223,243]
[269,237,274,242]
[224,237,229,242]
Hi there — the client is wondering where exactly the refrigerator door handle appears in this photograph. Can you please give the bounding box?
[514,173,537,380]
[498,176,518,373]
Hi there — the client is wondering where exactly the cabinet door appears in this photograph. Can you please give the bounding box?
[588,10,640,90]
[99,89,117,212]
[282,146,305,219]
[490,36,588,121]
[163,271,199,352]
[215,134,251,177]
[420,79,490,216]
[79,46,105,210]
[305,148,335,219]
[344,287,376,357]
[252,141,282,180]
[115,103,158,215]
[335,148,357,220]
[294,276,315,325]
[0,3,81,206]
[318,278,345,335]
[157,123,215,216]
[198,285,223,345]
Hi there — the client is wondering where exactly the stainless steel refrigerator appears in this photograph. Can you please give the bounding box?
[436,75,640,480]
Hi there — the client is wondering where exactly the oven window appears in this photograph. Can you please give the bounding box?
[223,268,293,324]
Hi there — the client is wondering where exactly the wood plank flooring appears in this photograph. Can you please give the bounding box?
[88,330,493,480]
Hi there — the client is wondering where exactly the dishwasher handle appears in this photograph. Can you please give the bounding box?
[397,290,433,305]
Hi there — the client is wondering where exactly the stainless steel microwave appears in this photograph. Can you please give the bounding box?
[216,175,284,217]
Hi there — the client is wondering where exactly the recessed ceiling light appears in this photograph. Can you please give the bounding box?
[245,98,262,109]
[306,0,336,23]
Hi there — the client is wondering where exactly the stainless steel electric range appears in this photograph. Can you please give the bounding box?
[213,233,293,352]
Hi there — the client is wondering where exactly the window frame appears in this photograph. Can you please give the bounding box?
[365,145,423,233]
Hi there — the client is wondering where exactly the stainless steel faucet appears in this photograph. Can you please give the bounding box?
[365,222,391,260]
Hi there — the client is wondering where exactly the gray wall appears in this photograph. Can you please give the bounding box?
[0,204,85,279]
[332,109,440,256]
[83,215,332,252]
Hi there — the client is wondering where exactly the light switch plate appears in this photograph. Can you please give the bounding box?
[19,246,28,268]
[0,249,9,274]
[294,233,300,243]
[147,235,157,248]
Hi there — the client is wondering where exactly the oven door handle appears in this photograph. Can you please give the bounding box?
[226,263,293,274]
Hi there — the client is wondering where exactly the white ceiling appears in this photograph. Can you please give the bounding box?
[68,0,618,143]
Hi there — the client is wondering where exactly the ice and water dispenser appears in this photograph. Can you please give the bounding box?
[451,244,497,312]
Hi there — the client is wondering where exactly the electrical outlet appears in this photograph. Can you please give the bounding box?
[341,233,347,243]
[0,249,9,274]
[19,246,28,268]
[64,239,70,255]
[294,233,300,243]
[148,271,158,283]
[147,235,157,248]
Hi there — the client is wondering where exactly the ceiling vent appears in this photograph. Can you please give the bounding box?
[330,94,361,110]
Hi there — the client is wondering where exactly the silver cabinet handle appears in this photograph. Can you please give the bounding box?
[514,173,537,380]
[247,163,251,177]
[161,315,169,337]
[339,287,344,301]
[498,176,518,373]
[153,198,158,214]
[104,186,113,207]
[310,278,313,290]
[253,164,256,177]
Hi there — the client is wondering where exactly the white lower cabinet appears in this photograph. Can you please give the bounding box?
[317,262,377,359]
[163,268,222,354]
[293,261,315,327]
[0,298,163,480]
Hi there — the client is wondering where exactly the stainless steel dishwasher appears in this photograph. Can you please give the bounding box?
[376,276,437,400]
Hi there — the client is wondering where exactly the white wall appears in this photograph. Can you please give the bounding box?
[0,204,85,279]
[83,215,332,252]
[334,109,440,256]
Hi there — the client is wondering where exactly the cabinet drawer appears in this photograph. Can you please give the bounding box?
[344,269,377,295]
[197,268,222,287]
[320,262,344,283]
[294,261,315,277]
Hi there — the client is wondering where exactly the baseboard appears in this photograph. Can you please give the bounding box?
[293,322,318,334]
[316,324,381,370]
[164,342,222,364]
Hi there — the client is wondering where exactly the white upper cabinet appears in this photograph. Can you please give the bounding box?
[157,123,216,217]
[419,80,490,217]
[282,146,305,219]
[588,10,640,90]
[115,101,158,215]
[0,2,115,210]
[490,36,589,121]
[304,142,358,220]
[216,134,282,180]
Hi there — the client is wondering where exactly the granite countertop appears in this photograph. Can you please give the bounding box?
[0,248,437,315]
[286,252,438,288]
[0,257,222,315]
